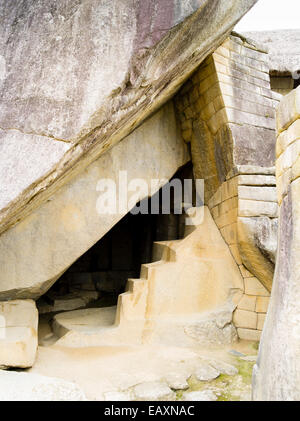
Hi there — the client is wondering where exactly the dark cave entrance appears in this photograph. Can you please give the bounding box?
[37,162,195,316]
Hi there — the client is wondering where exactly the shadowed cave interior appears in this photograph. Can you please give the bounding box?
[37,162,195,316]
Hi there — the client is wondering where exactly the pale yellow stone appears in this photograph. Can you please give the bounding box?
[237,295,257,312]
[277,119,300,158]
[213,62,227,77]
[207,108,228,134]
[257,313,266,331]
[292,153,300,181]
[212,52,229,67]
[233,309,257,329]
[0,300,38,368]
[211,206,219,220]
[229,244,243,265]
[244,278,270,297]
[276,86,300,133]
[220,223,237,245]
[276,168,292,205]
[215,45,231,58]
[215,208,238,229]
[237,328,261,342]
[276,140,300,178]
[239,265,253,278]
[219,197,238,215]
[256,297,270,313]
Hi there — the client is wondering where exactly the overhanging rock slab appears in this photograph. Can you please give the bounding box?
[0,0,258,235]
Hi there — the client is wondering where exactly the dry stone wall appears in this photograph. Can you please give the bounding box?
[174,34,280,340]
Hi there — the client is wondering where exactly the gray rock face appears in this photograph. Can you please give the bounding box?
[0,0,258,236]
[253,217,278,264]
[252,87,300,401]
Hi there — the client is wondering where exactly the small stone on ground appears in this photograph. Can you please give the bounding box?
[165,373,189,390]
[133,381,175,401]
[194,364,220,381]
[183,390,217,401]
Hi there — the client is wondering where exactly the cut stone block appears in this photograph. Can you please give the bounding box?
[244,278,270,297]
[233,309,257,329]
[0,300,38,368]
[237,295,257,312]
[276,86,300,133]
[238,199,278,218]
[237,328,261,342]
[238,186,277,203]
[257,314,266,331]
[255,297,270,313]
[237,175,276,186]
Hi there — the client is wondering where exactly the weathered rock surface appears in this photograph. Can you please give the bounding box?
[194,364,220,382]
[253,87,300,401]
[237,216,277,292]
[0,300,38,368]
[0,370,86,401]
[0,0,258,237]
[133,381,175,401]
[201,358,238,376]
[0,102,189,299]
[165,373,189,390]
[183,390,218,401]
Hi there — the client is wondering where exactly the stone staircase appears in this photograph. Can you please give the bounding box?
[51,206,244,348]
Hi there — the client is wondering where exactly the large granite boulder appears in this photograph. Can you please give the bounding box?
[0,1,258,299]
[253,87,300,400]
[0,101,189,300]
[0,0,258,236]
